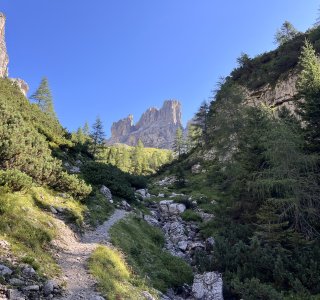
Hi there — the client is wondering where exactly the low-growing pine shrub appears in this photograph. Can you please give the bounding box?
[0,169,33,192]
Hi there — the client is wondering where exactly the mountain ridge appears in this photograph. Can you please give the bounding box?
[107,99,183,149]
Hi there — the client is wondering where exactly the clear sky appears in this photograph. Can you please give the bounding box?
[1,1,319,137]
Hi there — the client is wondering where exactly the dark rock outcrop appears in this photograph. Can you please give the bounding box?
[107,100,183,149]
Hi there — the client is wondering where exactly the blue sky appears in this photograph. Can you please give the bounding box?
[1,1,319,137]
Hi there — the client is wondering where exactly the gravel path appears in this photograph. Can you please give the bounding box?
[52,209,128,300]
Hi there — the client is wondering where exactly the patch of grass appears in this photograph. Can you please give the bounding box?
[0,189,60,277]
[181,210,202,222]
[110,217,193,292]
[84,190,115,226]
[89,245,158,300]
[32,187,86,226]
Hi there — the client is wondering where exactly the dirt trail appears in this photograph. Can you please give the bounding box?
[51,209,128,300]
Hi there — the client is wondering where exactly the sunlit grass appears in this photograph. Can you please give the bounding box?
[110,216,193,292]
[89,245,158,299]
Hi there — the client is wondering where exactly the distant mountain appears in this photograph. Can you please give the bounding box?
[107,100,183,149]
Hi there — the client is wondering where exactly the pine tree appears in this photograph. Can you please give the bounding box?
[296,39,320,152]
[83,122,90,136]
[194,101,210,145]
[90,116,105,156]
[173,127,184,158]
[132,140,144,174]
[274,21,299,45]
[30,77,56,117]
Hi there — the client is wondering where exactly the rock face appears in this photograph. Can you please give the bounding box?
[0,13,9,78]
[245,73,298,112]
[0,12,29,96]
[107,100,183,149]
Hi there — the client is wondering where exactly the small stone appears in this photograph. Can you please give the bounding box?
[49,206,57,214]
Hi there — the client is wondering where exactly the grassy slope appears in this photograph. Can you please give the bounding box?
[110,216,193,292]
[0,187,85,277]
[89,246,159,300]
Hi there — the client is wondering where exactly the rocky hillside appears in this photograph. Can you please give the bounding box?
[107,100,183,149]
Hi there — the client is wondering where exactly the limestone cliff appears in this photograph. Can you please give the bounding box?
[0,13,9,78]
[0,13,29,96]
[107,100,183,149]
[245,72,298,112]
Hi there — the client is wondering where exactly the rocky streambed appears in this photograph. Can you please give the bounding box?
[138,189,224,300]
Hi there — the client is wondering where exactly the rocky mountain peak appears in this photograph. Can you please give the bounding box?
[107,100,183,149]
[0,12,29,96]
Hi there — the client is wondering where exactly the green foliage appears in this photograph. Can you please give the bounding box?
[0,78,70,148]
[110,217,193,292]
[97,143,173,175]
[173,127,184,157]
[89,246,158,300]
[274,21,299,46]
[84,189,114,226]
[30,77,56,118]
[90,116,105,155]
[296,39,320,151]
[231,277,283,300]
[181,209,202,222]
[55,171,92,200]
[229,25,320,89]
[0,169,32,192]
[81,161,146,201]
[0,99,62,185]
[0,189,60,277]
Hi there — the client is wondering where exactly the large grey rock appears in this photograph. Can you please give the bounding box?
[100,185,113,203]
[136,189,150,199]
[107,100,183,149]
[192,272,223,300]
[0,264,12,276]
[168,203,186,215]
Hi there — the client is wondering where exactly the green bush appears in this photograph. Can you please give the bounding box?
[0,169,32,192]
[56,171,92,200]
[231,277,283,300]
[82,162,138,201]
